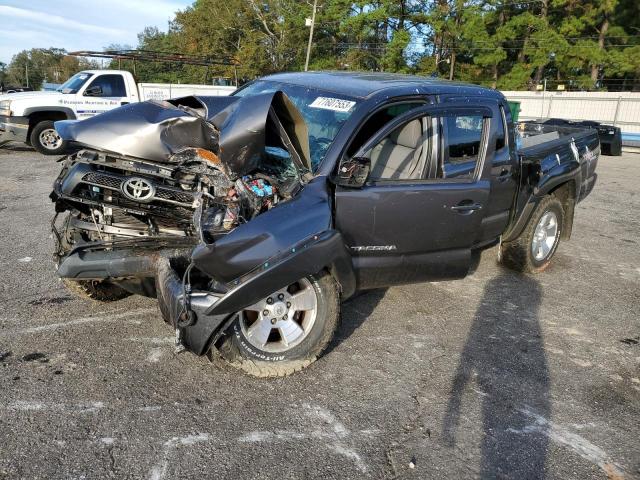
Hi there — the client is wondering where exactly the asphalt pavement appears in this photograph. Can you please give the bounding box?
[0,145,638,479]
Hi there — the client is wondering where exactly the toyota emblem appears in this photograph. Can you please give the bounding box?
[121,177,155,202]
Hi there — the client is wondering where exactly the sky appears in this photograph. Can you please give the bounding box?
[0,0,193,64]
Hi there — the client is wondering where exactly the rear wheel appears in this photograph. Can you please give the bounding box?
[30,120,68,155]
[62,279,132,302]
[215,271,340,377]
[500,195,564,273]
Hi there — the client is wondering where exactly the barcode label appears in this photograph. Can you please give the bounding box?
[309,97,356,112]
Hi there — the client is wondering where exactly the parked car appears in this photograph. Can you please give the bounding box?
[0,85,34,94]
[49,72,599,377]
[0,70,235,155]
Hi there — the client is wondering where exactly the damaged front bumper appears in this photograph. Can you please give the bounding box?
[156,258,232,355]
[57,226,356,356]
[0,115,29,146]
[57,247,161,280]
[155,229,355,355]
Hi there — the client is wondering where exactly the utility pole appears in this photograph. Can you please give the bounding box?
[25,62,29,88]
[304,0,318,72]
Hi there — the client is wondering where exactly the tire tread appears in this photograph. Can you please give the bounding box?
[62,279,131,302]
[215,271,340,377]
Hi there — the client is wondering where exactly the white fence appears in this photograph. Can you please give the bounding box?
[501,91,640,135]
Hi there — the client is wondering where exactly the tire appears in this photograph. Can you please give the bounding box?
[30,120,68,155]
[62,279,132,302]
[500,195,564,273]
[215,271,340,377]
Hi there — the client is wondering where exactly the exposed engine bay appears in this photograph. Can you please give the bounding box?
[50,91,311,260]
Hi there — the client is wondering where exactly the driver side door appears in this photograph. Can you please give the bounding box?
[335,103,493,289]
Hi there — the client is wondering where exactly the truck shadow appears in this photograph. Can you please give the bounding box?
[325,288,388,355]
[442,270,550,479]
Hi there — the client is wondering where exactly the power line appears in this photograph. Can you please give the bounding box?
[313,42,638,50]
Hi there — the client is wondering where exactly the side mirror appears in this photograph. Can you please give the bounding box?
[335,157,370,188]
[84,85,102,96]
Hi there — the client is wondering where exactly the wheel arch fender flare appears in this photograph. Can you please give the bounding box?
[503,177,577,243]
[25,108,77,140]
[24,107,77,120]
[205,230,356,316]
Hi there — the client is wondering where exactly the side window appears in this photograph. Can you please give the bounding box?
[366,117,430,181]
[85,75,127,97]
[346,102,425,157]
[441,114,485,180]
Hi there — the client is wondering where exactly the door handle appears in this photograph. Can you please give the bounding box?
[451,202,483,213]
[497,168,511,182]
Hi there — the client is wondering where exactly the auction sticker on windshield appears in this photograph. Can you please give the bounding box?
[310,97,356,112]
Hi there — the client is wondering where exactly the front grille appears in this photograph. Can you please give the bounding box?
[81,172,195,206]
[155,188,194,204]
[83,172,122,190]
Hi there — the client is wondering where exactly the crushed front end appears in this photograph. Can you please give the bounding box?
[49,91,348,356]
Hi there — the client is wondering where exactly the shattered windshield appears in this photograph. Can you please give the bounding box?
[234,80,357,172]
[57,72,93,94]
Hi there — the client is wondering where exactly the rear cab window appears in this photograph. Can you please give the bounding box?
[441,115,485,179]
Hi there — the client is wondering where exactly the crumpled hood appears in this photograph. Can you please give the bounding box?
[55,92,311,179]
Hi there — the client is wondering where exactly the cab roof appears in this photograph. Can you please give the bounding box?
[78,70,132,75]
[262,71,503,100]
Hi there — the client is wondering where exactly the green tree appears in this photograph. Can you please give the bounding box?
[112,0,639,91]
[5,48,98,90]
[0,61,7,87]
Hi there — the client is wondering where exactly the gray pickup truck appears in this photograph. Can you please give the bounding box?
[50,72,599,376]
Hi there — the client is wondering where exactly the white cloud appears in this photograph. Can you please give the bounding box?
[0,1,193,64]
[102,0,186,16]
[0,5,126,37]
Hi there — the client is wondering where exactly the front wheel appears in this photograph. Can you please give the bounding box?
[30,120,68,155]
[215,271,340,377]
[500,195,565,273]
[62,279,132,302]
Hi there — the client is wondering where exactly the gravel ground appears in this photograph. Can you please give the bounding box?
[0,146,638,480]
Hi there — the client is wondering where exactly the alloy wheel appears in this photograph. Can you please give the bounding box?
[531,211,559,261]
[239,279,318,353]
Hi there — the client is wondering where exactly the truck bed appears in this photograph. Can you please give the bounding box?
[517,121,600,202]
[517,122,598,152]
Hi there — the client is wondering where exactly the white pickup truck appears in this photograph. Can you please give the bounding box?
[0,69,236,154]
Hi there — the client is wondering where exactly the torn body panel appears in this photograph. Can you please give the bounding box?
[192,178,332,282]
